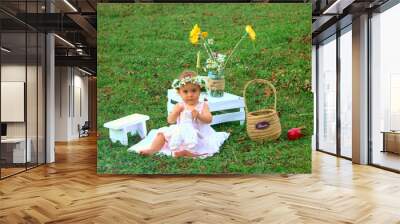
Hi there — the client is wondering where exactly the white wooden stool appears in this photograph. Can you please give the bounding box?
[167,89,245,126]
[104,114,150,146]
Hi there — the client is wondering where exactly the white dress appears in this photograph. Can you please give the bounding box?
[157,101,230,158]
[168,104,200,151]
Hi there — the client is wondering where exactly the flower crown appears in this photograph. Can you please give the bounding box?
[171,76,207,90]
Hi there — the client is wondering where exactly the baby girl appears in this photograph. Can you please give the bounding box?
[139,70,229,158]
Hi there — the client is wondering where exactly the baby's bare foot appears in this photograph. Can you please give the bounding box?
[173,150,186,157]
[139,148,156,156]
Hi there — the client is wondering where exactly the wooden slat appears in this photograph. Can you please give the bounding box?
[211,112,245,125]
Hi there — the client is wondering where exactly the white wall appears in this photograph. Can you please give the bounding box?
[72,72,89,138]
[54,67,89,141]
[1,65,26,139]
[1,65,25,81]
[1,63,46,164]
[55,67,69,141]
[1,65,41,138]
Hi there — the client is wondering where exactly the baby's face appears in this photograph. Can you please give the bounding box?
[178,83,201,105]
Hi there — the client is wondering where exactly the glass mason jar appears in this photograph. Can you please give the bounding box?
[207,70,225,97]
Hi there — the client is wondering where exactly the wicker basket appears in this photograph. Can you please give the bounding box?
[243,79,281,141]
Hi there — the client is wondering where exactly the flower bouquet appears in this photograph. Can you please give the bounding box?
[189,24,256,97]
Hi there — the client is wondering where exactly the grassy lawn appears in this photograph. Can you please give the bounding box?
[97,3,312,174]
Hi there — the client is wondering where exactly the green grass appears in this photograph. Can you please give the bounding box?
[97,3,312,174]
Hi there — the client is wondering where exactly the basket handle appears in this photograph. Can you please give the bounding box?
[243,79,277,114]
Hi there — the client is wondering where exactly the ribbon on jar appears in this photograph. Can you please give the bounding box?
[207,78,225,91]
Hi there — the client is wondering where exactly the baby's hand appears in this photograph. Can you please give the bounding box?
[191,109,199,120]
[174,104,185,114]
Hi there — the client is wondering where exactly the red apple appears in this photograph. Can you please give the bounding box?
[287,127,304,141]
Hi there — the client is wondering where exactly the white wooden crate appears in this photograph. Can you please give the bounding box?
[167,89,245,126]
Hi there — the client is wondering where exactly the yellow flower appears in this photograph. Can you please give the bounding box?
[201,32,208,38]
[246,25,256,41]
[189,24,201,45]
